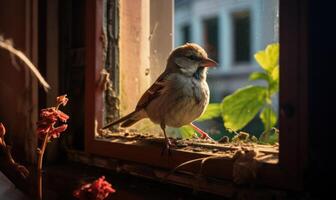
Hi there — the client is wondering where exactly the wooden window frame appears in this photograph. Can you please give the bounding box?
[84,0,308,193]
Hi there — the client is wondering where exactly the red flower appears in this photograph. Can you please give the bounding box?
[73,176,116,200]
[49,124,68,139]
[56,94,69,107]
[39,108,69,123]
[0,123,6,146]
[56,110,69,122]
[0,122,6,137]
[36,106,69,140]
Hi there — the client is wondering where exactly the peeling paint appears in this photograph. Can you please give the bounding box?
[102,0,120,126]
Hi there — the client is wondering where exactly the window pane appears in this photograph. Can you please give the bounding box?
[102,0,279,146]
[203,17,219,62]
[233,10,251,63]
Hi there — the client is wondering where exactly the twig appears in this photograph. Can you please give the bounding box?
[161,155,220,182]
[162,148,260,192]
[0,37,50,91]
[37,132,49,200]
[148,22,159,41]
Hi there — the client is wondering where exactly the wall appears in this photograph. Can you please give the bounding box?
[0,0,38,163]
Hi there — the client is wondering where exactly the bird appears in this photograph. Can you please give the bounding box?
[102,43,217,153]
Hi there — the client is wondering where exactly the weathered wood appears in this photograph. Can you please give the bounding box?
[67,149,284,198]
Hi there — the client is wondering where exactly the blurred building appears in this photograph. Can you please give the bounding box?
[175,0,279,102]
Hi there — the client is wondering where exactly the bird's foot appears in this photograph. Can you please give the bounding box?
[199,131,212,140]
[161,138,176,156]
[190,123,214,141]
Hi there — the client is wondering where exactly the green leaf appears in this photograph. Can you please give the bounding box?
[179,125,197,139]
[269,65,279,95]
[269,82,279,95]
[260,106,277,131]
[249,72,270,82]
[196,103,221,121]
[254,43,279,72]
[221,86,267,131]
[271,65,279,82]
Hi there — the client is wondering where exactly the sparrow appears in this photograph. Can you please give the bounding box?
[102,43,217,153]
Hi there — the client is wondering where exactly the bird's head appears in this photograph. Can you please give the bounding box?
[166,43,217,80]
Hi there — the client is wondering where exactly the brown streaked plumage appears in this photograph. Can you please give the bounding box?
[102,43,217,153]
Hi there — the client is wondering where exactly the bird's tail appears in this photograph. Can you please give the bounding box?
[102,110,146,129]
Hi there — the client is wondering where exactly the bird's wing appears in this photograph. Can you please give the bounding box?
[135,72,168,110]
[102,72,169,129]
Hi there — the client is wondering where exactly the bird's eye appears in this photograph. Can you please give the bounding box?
[187,55,200,61]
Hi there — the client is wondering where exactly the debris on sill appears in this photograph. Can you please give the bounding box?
[232,148,259,184]
[97,128,278,164]
[161,145,264,189]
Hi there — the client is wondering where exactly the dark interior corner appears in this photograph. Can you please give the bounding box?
[1,0,336,199]
[306,0,336,197]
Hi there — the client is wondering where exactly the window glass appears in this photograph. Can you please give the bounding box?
[233,10,251,63]
[174,0,279,142]
[101,0,279,145]
[203,17,219,62]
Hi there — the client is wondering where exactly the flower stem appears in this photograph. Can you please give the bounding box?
[36,98,67,200]
[37,133,49,200]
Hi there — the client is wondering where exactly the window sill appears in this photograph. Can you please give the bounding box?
[74,131,280,197]
[96,131,278,165]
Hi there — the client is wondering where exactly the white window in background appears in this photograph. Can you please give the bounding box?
[174,0,278,72]
[232,10,251,65]
[202,17,219,63]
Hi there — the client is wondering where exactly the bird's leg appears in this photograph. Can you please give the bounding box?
[160,123,174,155]
[190,123,214,141]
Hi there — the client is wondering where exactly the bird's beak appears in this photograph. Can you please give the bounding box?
[201,58,217,67]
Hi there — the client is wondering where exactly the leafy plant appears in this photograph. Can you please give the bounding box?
[179,43,280,144]
[223,43,279,143]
